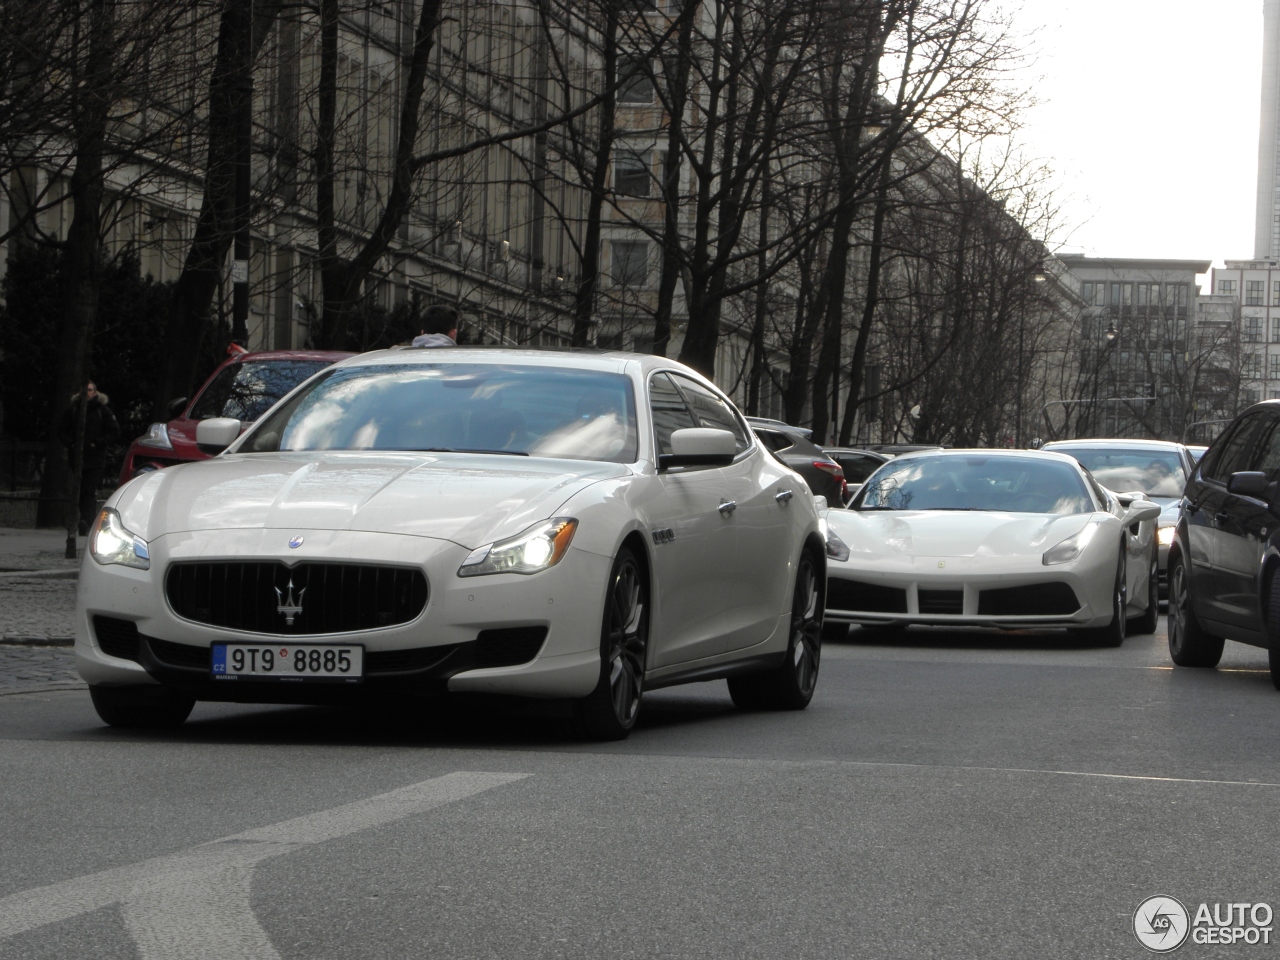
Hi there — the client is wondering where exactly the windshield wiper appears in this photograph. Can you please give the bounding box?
[418,447,529,456]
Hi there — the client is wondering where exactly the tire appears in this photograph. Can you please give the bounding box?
[89,685,195,729]
[1167,551,1225,667]
[1072,547,1126,647]
[1128,548,1160,636]
[575,547,649,741]
[728,549,822,711]
[1266,566,1280,691]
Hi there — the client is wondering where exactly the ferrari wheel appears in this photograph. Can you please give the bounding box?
[576,547,649,741]
[1128,549,1160,636]
[1072,547,1126,647]
[1167,552,1224,667]
[89,685,195,729]
[728,550,822,711]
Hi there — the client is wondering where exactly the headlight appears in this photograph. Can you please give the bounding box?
[819,516,850,562]
[458,518,578,577]
[1042,521,1100,566]
[1157,526,1175,546]
[89,508,150,570]
[136,422,173,450]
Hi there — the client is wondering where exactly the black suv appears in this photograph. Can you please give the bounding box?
[1170,401,1280,688]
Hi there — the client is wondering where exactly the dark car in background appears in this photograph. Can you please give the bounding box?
[822,447,890,502]
[1168,401,1280,688]
[118,350,353,485]
[745,417,847,505]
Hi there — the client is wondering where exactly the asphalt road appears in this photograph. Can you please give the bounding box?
[1,619,1278,959]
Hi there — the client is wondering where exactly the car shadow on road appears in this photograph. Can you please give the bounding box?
[827,623,1160,652]
[81,684,740,748]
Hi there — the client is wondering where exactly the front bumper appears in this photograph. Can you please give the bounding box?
[824,553,1114,630]
[75,528,608,701]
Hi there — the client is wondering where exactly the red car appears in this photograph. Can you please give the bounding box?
[119,350,353,485]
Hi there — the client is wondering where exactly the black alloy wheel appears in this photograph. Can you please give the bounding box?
[1129,548,1160,636]
[728,549,822,710]
[576,547,649,741]
[1266,566,1280,691]
[1167,551,1225,667]
[89,685,195,729]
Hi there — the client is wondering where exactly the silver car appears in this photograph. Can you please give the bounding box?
[1041,439,1195,595]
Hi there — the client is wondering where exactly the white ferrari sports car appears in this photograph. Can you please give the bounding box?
[75,349,827,739]
[822,450,1162,644]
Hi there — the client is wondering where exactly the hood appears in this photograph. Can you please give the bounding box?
[826,509,1095,559]
[115,452,628,548]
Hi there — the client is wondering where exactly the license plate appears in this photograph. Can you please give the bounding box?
[211,643,363,682]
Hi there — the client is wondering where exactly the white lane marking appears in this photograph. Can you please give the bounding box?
[823,758,1280,789]
[0,771,528,957]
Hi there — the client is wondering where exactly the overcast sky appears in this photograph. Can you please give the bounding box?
[1007,0,1261,271]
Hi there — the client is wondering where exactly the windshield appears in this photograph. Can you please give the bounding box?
[189,360,332,422]
[856,455,1094,514]
[1054,448,1186,498]
[238,363,639,463]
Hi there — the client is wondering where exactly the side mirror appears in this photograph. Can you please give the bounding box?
[1227,471,1271,498]
[167,397,189,419]
[1123,498,1162,524]
[659,428,736,470]
[195,418,242,455]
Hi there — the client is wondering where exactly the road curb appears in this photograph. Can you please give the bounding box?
[0,568,78,580]
[0,681,86,697]
[1,636,74,647]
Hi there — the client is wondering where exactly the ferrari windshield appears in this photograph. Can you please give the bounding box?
[1053,448,1185,498]
[238,363,638,463]
[856,455,1094,514]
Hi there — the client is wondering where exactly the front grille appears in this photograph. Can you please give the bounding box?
[827,578,908,614]
[918,589,964,615]
[978,582,1080,616]
[476,626,547,667]
[166,562,428,635]
[94,616,141,662]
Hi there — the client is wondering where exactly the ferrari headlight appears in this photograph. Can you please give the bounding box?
[819,516,850,562]
[1157,526,1175,546]
[1042,521,1099,566]
[89,508,150,570]
[136,422,173,450]
[458,518,578,577]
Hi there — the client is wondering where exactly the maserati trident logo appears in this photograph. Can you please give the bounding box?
[275,578,306,626]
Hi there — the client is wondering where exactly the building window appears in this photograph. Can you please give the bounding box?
[1245,388,1261,405]
[611,240,649,287]
[1247,280,1265,305]
[1273,281,1280,306]
[1245,355,1263,379]
[1270,354,1280,379]
[1245,317,1264,342]
[1109,282,1132,306]
[618,57,655,104]
[1219,279,1237,295]
[613,150,652,196]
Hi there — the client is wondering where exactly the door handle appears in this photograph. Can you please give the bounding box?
[718,499,737,515]
[775,489,794,504]
[1214,512,1230,526]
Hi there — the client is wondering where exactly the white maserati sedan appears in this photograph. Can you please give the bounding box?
[822,450,1161,645]
[75,349,826,739]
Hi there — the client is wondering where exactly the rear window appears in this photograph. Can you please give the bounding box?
[189,360,332,422]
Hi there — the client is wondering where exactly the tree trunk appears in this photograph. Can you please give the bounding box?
[150,0,285,418]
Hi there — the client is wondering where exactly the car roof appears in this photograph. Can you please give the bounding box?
[889,448,1086,466]
[1042,438,1185,450]
[237,350,355,362]
[338,347,694,376]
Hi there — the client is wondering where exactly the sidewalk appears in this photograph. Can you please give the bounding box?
[0,528,83,645]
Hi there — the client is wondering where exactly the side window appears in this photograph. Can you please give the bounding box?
[1204,414,1265,482]
[1085,472,1112,511]
[649,373,697,456]
[670,375,751,454]
[755,429,793,453]
[1250,416,1280,476]
[840,455,882,484]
